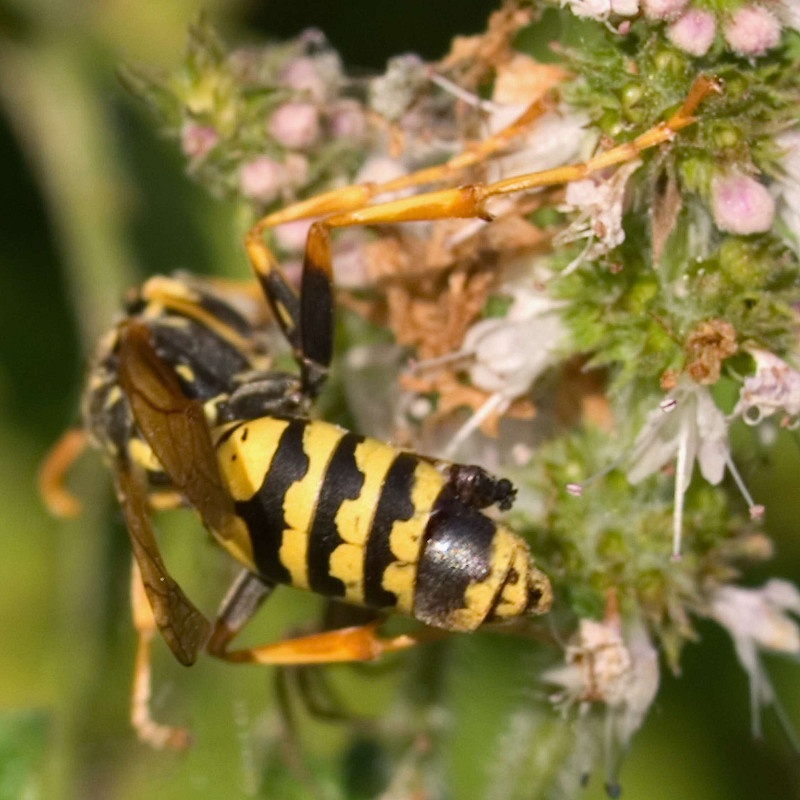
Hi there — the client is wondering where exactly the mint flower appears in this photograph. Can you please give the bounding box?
[558,161,640,268]
[774,129,800,248]
[723,5,782,57]
[734,350,800,425]
[641,0,688,20]
[545,617,659,793]
[627,384,728,486]
[667,8,717,57]
[280,51,343,104]
[563,0,639,20]
[627,384,737,556]
[462,288,565,398]
[445,285,565,456]
[267,102,320,150]
[238,156,286,202]
[709,580,800,737]
[711,173,775,235]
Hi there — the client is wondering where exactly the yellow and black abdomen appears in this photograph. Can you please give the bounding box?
[216,417,550,632]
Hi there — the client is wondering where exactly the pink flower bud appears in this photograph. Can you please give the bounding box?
[667,9,717,55]
[711,173,775,235]
[268,102,320,150]
[328,99,367,140]
[723,5,781,57]
[239,157,286,202]
[180,124,218,159]
[641,0,687,21]
[280,57,327,103]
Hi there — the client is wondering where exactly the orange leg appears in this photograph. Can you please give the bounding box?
[242,94,556,392]
[244,75,717,376]
[38,428,87,518]
[129,561,192,750]
[377,93,554,194]
[210,620,447,666]
[206,570,447,666]
[303,74,719,255]
[243,93,553,279]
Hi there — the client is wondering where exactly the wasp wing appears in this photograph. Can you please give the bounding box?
[115,466,210,665]
[116,321,235,532]
[115,319,241,665]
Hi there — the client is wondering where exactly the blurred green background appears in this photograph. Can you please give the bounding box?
[1,1,800,798]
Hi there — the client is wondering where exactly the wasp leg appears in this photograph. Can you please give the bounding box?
[203,565,428,668]
[146,489,185,512]
[297,75,718,282]
[290,662,366,723]
[205,569,384,664]
[246,91,553,246]
[133,274,267,358]
[244,95,556,393]
[206,569,277,655]
[129,560,192,750]
[209,620,447,665]
[38,428,87,518]
[367,92,555,195]
[216,372,306,423]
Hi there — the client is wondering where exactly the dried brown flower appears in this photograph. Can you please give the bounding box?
[439,2,535,87]
[685,319,738,385]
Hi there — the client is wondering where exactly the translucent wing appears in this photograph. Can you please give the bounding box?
[115,319,242,665]
[116,321,235,532]
[114,465,210,665]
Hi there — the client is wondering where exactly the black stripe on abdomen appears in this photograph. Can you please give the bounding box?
[234,419,309,584]
[306,432,365,597]
[363,453,417,608]
[413,497,495,628]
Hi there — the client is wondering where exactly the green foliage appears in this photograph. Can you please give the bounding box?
[512,426,764,666]
[558,6,800,188]
[0,712,48,800]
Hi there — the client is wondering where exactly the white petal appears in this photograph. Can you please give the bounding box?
[626,402,683,483]
[612,0,639,15]
[488,109,591,180]
[764,578,800,616]
[613,624,659,749]
[694,389,729,484]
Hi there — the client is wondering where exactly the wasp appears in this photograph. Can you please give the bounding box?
[39,73,717,748]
